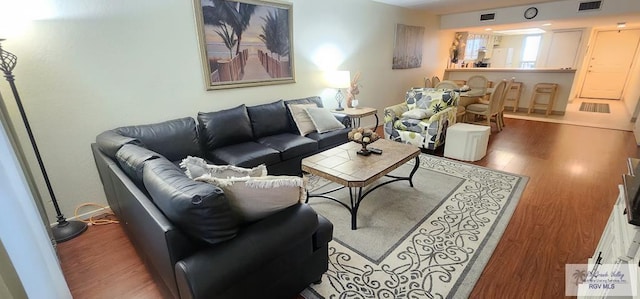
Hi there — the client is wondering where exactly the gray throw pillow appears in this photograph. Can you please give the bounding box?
[305,107,346,133]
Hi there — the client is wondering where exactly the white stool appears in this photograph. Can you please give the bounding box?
[444,123,490,161]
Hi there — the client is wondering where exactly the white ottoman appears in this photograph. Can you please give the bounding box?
[444,123,490,161]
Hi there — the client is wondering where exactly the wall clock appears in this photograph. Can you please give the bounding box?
[524,7,538,19]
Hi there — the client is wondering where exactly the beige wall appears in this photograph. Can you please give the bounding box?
[0,0,446,220]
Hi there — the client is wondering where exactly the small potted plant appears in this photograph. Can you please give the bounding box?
[347,72,361,108]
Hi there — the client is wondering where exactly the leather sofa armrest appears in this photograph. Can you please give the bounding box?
[96,130,141,159]
[314,214,333,250]
[174,203,322,299]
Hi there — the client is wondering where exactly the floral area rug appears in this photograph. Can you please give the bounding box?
[302,154,528,299]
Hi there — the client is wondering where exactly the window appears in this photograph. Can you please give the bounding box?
[521,35,542,68]
[464,34,492,61]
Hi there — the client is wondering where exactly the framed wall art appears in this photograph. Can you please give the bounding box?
[392,24,425,70]
[194,0,295,90]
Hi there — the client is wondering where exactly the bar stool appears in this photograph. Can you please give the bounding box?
[527,83,558,116]
[504,82,523,112]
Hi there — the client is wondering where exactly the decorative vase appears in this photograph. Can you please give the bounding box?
[351,99,359,108]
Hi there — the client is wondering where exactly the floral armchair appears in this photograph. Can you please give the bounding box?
[384,88,458,150]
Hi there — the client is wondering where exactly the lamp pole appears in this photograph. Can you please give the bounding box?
[0,39,87,243]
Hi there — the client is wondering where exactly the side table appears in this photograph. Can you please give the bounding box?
[333,107,379,129]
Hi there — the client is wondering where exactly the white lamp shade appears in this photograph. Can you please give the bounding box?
[325,71,351,89]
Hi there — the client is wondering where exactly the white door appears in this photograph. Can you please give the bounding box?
[580,29,640,100]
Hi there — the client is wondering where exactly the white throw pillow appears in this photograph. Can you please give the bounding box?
[195,175,305,222]
[180,156,267,179]
[305,107,346,133]
[288,103,318,136]
[402,109,434,120]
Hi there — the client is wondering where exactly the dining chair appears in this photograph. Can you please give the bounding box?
[424,77,432,88]
[452,79,466,87]
[434,80,459,90]
[465,75,489,101]
[431,76,440,87]
[497,78,515,129]
[464,80,507,133]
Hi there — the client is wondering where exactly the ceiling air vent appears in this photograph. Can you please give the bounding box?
[578,1,602,11]
[480,13,495,21]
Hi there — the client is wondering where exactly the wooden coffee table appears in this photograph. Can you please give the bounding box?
[302,139,420,230]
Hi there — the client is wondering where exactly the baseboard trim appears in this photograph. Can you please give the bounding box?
[49,205,111,227]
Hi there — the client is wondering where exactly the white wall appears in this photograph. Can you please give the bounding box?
[0,0,445,220]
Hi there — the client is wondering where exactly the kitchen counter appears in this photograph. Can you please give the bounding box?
[444,68,578,114]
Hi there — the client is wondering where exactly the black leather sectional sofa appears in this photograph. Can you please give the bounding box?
[90,96,350,299]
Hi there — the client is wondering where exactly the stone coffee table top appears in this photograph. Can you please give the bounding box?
[302,139,420,188]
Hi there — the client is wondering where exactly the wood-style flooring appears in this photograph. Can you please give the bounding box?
[56,118,639,298]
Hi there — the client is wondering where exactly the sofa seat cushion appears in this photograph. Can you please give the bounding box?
[198,105,254,150]
[206,142,281,168]
[257,133,318,161]
[306,127,351,149]
[247,100,290,138]
[114,117,201,161]
[142,157,239,245]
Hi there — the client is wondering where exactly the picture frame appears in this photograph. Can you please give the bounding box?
[193,0,295,90]
[392,24,425,70]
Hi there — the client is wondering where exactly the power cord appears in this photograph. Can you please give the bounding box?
[74,203,119,226]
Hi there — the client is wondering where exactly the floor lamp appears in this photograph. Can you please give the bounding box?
[0,39,87,243]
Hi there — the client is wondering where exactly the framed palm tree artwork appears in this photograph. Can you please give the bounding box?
[194,0,295,90]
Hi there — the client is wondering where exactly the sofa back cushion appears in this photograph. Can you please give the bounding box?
[143,157,239,245]
[246,100,289,138]
[405,88,456,114]
[114,117,201,161]
[198,104,253,150]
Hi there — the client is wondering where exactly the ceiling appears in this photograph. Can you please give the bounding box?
[369,0,560,15]
[370,0,640,32]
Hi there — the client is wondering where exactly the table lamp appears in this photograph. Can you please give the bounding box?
[326,70,351,111]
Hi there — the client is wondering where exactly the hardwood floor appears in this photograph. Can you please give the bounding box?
[56,118,639,298]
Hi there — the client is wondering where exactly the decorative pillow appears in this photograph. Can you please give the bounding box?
[180,156,267,179]
[195,175,305,223]
[405,88,432,110]
[288,103,318,136]
[305,107,345,134]
[401,109,434,120]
